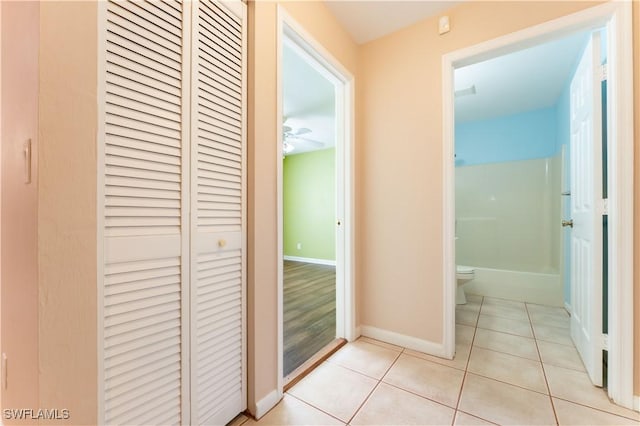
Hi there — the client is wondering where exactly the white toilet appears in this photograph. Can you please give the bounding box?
[456,265,475,305]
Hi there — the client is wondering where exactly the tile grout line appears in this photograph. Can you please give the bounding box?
[525,302,560,426]
[285,392,350,424]
[345,348,404,425]
[551,395,640,422]
[451,295,484,426]
[380,379,460,411]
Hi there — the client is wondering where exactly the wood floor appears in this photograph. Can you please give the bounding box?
[283,260,336,376]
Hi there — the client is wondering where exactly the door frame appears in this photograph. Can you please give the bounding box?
[442,2,634,408]
[275,6,356,393]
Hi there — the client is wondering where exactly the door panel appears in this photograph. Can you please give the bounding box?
[102,0,189,423]
[569,31,603,386]
[190,1,247,424]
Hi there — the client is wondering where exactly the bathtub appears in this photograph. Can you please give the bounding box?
[462,266,563,307]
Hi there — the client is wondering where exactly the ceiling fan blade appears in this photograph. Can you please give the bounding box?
[293,127,311,136]
[293,136,325,147]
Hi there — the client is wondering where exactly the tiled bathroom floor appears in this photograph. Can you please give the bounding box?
[232,296,640,425]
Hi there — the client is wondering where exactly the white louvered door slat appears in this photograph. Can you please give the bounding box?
[190,1,247,425]
[101,1,189,424]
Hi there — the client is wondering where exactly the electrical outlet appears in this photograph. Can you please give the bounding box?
[296,243,302,250]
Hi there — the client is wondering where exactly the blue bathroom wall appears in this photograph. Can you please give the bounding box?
[455,107,558,167]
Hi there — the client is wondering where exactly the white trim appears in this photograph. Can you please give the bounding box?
[360,325,446,358]
[239,0,249,415]
[603,1,634,409]
[275,7,285,399]
[441,1,633,409]
[634,395,640,412]
[283,255,336,266]
[441,45,456,361]
[252,389,283,420]
[276,4,357,396]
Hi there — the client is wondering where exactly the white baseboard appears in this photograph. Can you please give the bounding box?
[252,389,282,420]
[360,325,445,357]
[354,326,362,341]
[283,255,336,266]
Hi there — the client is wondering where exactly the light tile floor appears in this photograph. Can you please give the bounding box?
[232,295,640,425]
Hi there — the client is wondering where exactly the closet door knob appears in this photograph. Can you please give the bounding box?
[218,239,227,248]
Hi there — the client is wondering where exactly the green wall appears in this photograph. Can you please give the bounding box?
[283,148,335,261]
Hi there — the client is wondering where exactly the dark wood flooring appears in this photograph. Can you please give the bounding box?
[283,260,336,376]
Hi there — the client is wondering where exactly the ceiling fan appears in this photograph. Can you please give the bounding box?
[283,123,325,154]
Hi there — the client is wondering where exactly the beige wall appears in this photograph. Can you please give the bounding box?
[1,1,40,420]
[246,0,357,414]
[38,2,98,424]
[358,0,640,394]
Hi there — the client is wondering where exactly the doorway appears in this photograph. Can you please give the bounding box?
[453,30,594,307]
[276,9,356,390]
[442,1,634,409]
[281,38,337,377]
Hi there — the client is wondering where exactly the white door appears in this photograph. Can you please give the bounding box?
[102,1,190,423]
[190,1,247,424]
[100,1,246,424]
[569,31,603,386]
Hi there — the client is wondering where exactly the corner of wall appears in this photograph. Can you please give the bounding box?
[38,1,98,423]
[360,325,447,358]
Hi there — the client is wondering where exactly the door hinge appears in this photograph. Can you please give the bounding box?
[601,199,609,215]
[602,333,609,351]
[601,64,607,81]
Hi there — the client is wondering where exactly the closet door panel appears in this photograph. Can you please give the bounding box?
[191,1,246,424]
[101,1,189,424]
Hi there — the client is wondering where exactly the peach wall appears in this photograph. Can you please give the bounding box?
[1,1,40,420]
[246,0,357,415]
[359,0,640,394]
[357,1,610,344]
[38,2,98,424]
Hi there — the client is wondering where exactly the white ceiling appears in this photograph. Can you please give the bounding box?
[325,0,461,44]
[455,31,590,123]
[283,42,336,155]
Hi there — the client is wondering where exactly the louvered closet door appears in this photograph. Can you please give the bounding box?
[101,1,189,424]
[190,1,247,424]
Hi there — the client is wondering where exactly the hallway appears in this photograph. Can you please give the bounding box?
[233,295,639,425]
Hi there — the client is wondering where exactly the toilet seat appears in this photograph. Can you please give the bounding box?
[456,266,475,305]
[456,265,474,274]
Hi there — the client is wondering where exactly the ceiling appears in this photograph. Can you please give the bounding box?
[455,31,590,123]
[325,1,461,44]
[283,42,336,156]
[283,2,592,151]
